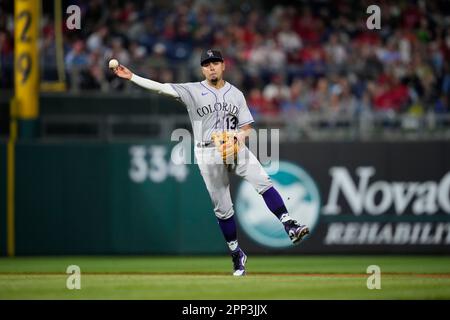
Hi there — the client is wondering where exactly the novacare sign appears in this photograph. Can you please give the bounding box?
[322,167,450,246]
[323,167,450,216]
[236,164,450,249]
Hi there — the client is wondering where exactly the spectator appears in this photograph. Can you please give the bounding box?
[309,77,330,113]
[248,88,268,117]
[281,78,309,115]
[65,40,89,69]
[263,74,290,106]
[87,26,109,53]
[1,0,449,124]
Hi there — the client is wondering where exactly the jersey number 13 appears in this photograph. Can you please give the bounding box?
[225,116,237,130]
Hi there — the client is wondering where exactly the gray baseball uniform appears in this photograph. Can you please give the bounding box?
[170,80,254,141]
[170,80,272,219]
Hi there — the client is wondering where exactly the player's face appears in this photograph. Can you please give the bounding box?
[201,61,225,84]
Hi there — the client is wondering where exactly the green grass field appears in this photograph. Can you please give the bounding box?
[1,255,450,299]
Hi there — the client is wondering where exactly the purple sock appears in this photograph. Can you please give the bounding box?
[262,186,288,220]
[217,216,237,243]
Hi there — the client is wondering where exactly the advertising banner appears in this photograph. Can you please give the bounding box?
[232,141,450,254]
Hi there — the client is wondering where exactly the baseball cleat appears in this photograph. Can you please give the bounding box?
[231,248,247,276]
[284,220,309,244]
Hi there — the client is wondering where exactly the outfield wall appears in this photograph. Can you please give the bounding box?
[1,141,449,255]
[8,142,226,255]
[0,143,6,256]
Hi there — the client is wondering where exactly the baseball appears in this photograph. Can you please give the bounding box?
[108,59,119,69]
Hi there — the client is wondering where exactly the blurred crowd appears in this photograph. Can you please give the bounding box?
[1,0,450,119]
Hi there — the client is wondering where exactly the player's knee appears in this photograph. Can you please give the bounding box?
[257,182,273,194]
[214,206,234,220]
[253,176,273,194]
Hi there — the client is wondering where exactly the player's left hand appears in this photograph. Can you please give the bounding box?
[211,131,240,164]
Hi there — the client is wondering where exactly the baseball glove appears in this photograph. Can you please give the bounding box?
[211,131,240,164]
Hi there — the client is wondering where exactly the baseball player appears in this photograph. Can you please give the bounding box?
[112,49,309,276]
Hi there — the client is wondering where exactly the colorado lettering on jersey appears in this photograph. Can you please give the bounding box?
[170,81,254,141]
[196,102,240,117]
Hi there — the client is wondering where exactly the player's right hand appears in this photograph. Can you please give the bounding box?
[113,65,132,80]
